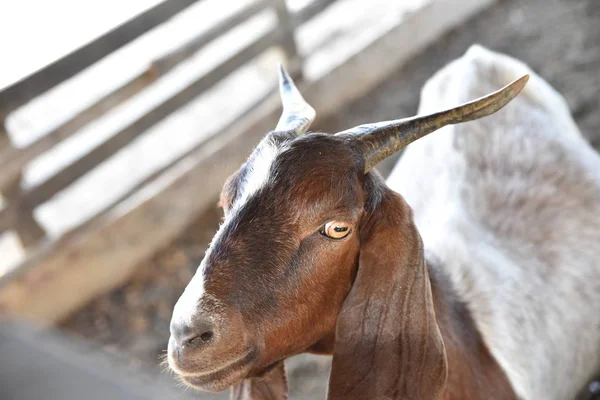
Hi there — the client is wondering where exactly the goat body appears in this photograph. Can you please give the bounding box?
[387,45,600,400]
[167,45,600,400]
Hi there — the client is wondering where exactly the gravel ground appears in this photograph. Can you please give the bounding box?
[62,0,600,398]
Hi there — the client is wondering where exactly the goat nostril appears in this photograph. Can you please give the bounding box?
[171,318,215,347]
[188,330,214,346]
[200,331,213,342]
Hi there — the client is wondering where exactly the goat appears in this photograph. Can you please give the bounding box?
[167,45,600,400]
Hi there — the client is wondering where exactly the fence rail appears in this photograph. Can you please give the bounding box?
[0,0,329,253]
[0,0,495,323]
[0,0,198,119]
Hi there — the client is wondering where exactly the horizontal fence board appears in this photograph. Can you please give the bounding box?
[13,88,275,251]
[0,71,156,192]
[0,0,495,324]
[0,96,284,323]
[292,0,337,26]
[0,0,269,194]
[0,0,199,118]
[0,29,280,235]
[153,0,269,73]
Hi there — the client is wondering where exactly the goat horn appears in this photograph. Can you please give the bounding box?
[336,74,530,172]
[275,63,316,135]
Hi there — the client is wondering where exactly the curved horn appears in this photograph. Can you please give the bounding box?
[336,74,530,172]
[275,63,316,135]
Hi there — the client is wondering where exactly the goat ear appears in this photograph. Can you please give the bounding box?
[230,362,288,400]
[327,189,448,400]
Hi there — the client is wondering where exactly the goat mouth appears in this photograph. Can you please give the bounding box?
[179,349,257,392]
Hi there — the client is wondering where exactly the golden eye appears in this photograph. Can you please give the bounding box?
[321,221,351,239]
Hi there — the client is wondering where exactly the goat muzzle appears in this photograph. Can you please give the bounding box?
[167,305,257,392]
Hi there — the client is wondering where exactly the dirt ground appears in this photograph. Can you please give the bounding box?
[62,0,600,398]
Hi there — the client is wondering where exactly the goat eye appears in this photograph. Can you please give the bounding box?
[321,221,351,239]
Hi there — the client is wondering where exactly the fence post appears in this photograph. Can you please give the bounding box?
[0,120,10,152]
[3,171,46,248]
[272,0,303,80]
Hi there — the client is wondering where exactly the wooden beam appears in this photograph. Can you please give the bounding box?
[0,173,46,247]
[3,29,279,213]
[0,121,10,150]
[0,0,269,194]
[272,0,299,59]
[292,0,336,27]
[0,71,155,193]
[0,0,495,324]
[0,96,282,323]
[2,89,274,246]
[0,208,15,235]
[302,0,496,118]
[0,0,199,118]
[152,0,269,73]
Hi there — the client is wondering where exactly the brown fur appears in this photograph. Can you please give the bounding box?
[325,174,516,400]
[231,363,288,400]
[168,130,517,399]
[428,254,516,400]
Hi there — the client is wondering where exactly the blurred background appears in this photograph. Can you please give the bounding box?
[0,0,599,399]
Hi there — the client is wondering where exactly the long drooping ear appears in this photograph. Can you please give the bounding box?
[231,362,288,400]
[328,185,448,400]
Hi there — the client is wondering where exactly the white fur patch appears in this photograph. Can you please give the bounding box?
[236,138,279,206]
[387,45,600,400]
[172,223,230,327]
[172,262,207,326]
[172,138,281,327]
